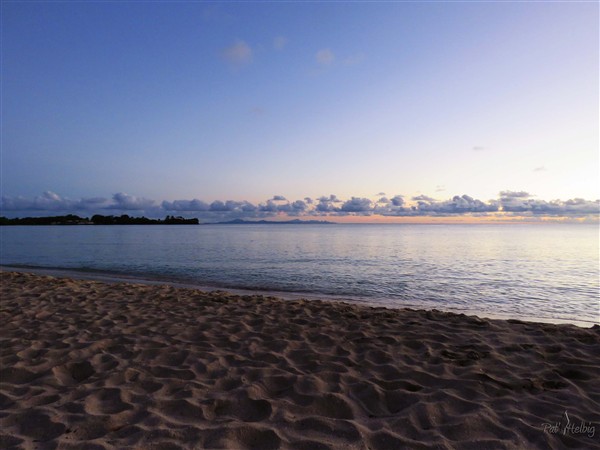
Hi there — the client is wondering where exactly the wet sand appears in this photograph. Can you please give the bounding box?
[1,271,599,449]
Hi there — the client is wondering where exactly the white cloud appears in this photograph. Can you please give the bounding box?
[110,193,155,210]
[391,195,405,207]
[409,195,499,215]
[221,40,253,66]
[162,199,209,211]
[316,48,334,66]
[0,191,110,211]
[341,197,373,213]
[2,191,598,220]
[500,197,599,216]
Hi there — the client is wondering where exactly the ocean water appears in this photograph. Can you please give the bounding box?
[1,224,598,326]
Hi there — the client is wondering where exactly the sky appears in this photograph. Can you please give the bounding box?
[1,1,598,222]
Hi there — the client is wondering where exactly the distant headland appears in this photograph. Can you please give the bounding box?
[215,218,334,225]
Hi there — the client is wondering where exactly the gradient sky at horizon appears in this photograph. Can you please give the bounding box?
[2,2,598,217]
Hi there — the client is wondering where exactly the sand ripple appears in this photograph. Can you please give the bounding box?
[1,271,599,449]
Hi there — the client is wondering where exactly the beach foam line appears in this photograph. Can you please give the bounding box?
[1,271,599,449]
[1,265,595,328]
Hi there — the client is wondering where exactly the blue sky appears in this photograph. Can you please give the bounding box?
[1,1,598,221]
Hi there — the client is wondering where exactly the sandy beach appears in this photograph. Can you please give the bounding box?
[1,271,599,449]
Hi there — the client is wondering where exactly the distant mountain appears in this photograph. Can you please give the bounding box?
[214,218,334,225]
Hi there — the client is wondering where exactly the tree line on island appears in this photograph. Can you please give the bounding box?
[0,214,199,225]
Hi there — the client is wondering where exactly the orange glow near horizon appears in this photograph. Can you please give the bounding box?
[284,214,598,224]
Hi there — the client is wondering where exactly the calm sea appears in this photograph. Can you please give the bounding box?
[1,224,598,326]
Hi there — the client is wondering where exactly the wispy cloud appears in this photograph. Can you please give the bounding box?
[343,52,365,66]
[472,146,485,152]
[412,195,436,202]
[499,190,531,199]
[533,166,547,172]
[250,107,265,116]
[221,39,253,67]
[273,36,288,51]
[316,48,335,66]
[200,4,234,23]
[2,191,598,221]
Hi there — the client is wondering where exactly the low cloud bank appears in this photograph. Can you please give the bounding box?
[2,191,598,221]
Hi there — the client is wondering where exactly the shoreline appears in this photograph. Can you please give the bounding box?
[1,265,597,329]
[1,270,599,449]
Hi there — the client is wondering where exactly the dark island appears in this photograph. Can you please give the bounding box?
[0,214,199,226]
